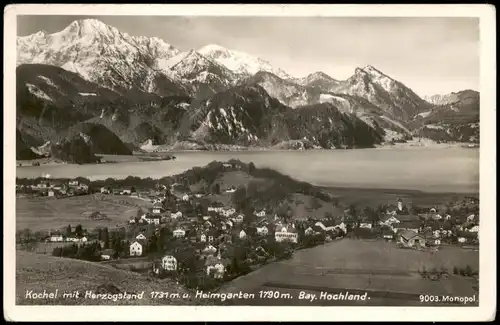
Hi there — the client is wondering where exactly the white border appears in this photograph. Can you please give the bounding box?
[3,4,497,322]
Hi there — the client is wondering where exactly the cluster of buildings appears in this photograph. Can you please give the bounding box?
[16,179,89,198]
[378,199,480,248]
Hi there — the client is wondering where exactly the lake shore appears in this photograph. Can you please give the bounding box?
[17,140,476,167]
[15,147,479,194]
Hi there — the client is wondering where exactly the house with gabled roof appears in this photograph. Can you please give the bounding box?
[398,230,426,248]
[275,225,298,243]
[161,255,178,271]
[129,240,146,256]
[205,253,230,279]
[393,220,421,234]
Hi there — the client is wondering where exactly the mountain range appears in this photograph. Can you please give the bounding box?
[16,19,479,160]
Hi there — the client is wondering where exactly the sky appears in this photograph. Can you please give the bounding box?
[17,15,480,97]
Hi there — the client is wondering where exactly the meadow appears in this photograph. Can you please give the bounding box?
[16,195,153,232]
[15,251,199,305]
[220,239,479,306]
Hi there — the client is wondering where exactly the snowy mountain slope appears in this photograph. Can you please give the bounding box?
[242,71,322,108]
[168,50,239,100]
[198,44,293,80]
[17,19,187,96]
[331,65,432,121]
[296,71,340,91]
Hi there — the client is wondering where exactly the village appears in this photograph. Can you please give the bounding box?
[15,162,480,289]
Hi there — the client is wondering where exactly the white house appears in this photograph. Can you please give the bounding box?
[222,208,236,217]
[49,234,64,242]
[468,225,479,232]
[173,229,186,238]
[239,230,247,239]
[314,221,347,234]
[47,190,55,197]
[430,208,437,213]
[203,245,217,255]
[255,210,266,217]
[77,236,88,243]
[152,205,164,214]
[434,239,441,246]
[182,194,190,202]
[275,226,298,243]
[379,215,400,226]
[256,226,269,236]
[200,234,207,242]
[467,214,476,222]
[129,241,143,256]
[100,249,114,260]
[225,188,236,193]
[206,258,228,278]
[359,222,372,229]
[458,237,467,243]
[235,214,244,223]
[171,211,183,219]
[445,214,452,220]
[145,215,161,225]
[136,233,147,240]
[304,227,315,236]
[161,255,178,271]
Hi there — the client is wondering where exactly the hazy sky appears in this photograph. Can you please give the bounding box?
[18,15,480,96]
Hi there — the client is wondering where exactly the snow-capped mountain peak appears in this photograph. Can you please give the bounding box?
[198,44,293,80]
[331,66,431,120]
[17,19,183,96]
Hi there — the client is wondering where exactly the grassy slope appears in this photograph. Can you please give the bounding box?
[16,251,199,305]
[16,195,152,232]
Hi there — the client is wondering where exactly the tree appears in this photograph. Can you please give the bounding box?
[147,233,159,254]
[213,183,221,195]
[232,186,248,211]
[364,206,380,227]
[66,224,72,237]
[102,227,109,249]
[248,162,256,175]
[75,224,83,237]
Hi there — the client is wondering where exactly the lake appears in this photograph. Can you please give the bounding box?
[16,147,479,193]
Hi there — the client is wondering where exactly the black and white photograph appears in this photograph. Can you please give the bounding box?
[3,4,496,322]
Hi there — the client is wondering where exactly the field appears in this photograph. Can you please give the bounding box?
[15,251,200,305]
[16,195,153,232]
[219,239,479,306]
